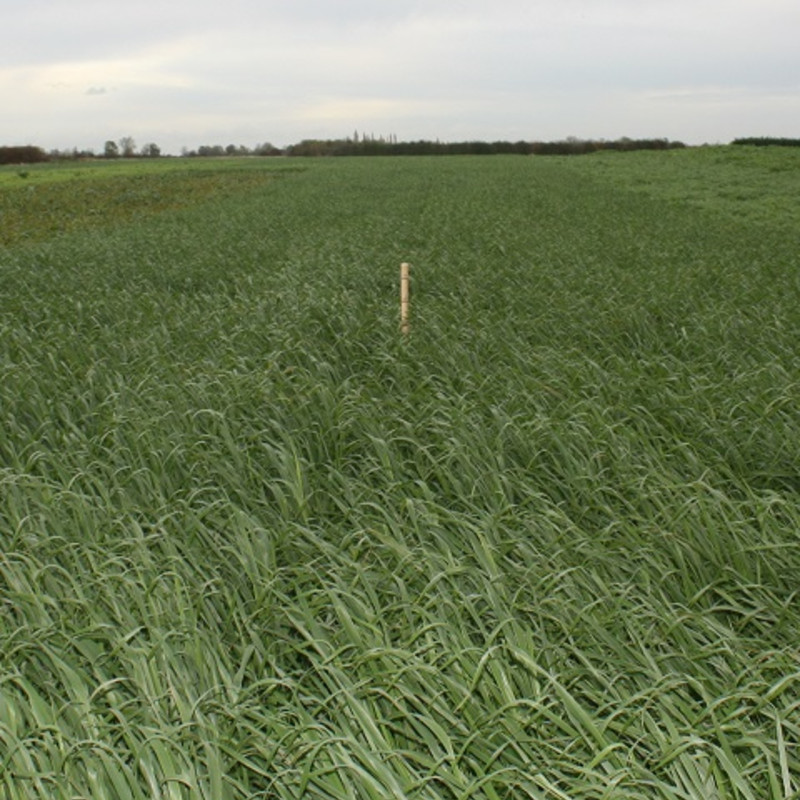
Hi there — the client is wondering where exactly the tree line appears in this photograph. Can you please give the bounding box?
[284,136,686,157]
[20,133,800,165]
[102,138,283,159]
[0,138,283,164]
[732,137,800,148]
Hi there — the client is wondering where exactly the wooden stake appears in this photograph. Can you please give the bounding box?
[400,262,410,335]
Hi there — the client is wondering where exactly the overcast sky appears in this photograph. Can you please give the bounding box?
[3,0,799,154]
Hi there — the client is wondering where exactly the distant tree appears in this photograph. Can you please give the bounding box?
[197,144,225,157]
[140,142,161,158]
[46,147,93,160]
[254,142,282,156]
[104,140,120,158]
[0,145,48,164]
[69,147,95,159]
[119,136,137,157]
[285,139,330,156]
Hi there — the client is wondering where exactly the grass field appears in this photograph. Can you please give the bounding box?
[1,149,798,799]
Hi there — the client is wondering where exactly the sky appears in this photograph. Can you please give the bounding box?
[3,0,799,154]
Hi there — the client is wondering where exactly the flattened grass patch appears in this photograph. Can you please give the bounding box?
[0,168,280,247]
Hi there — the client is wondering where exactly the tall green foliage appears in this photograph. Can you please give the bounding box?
[1,153,798,798]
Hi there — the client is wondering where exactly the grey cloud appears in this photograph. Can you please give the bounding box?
[2,0,799,152]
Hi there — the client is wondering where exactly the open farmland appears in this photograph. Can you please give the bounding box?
[1,151,798,798]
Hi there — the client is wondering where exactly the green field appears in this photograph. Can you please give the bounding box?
[1,150,798,799]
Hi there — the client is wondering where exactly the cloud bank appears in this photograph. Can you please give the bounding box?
[3,0,799,153]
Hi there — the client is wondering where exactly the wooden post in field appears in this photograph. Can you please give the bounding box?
[400,262,410,336]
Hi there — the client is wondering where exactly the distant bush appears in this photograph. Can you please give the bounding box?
[0,145,49,165]
[732,137,800,148]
